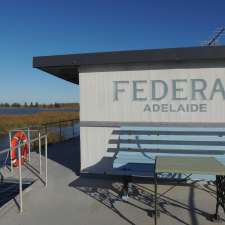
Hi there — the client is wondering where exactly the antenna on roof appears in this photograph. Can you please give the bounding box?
[201,27,225,46]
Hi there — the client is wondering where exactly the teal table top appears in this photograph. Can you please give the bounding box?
[155,156,225,176]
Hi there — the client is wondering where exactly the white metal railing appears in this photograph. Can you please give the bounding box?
[0,128,48,213]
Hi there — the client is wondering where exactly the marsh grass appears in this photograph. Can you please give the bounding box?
[0,111,79,136]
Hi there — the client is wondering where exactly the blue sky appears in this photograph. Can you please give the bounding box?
[0,0,224,104]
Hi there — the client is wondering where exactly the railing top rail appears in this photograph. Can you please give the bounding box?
[0,134,47,156]
[0,148,11,155]
[8,118,78,133]
[42,118,77,126]
[10,127,30,132]
[10,129,40,132]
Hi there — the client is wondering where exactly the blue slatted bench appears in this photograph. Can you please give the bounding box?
[108,126,225,180]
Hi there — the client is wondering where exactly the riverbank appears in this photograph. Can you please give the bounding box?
[0,111,79,136]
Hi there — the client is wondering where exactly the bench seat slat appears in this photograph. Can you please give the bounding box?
[110,139,225,146]
[117,135,225,142]
[114,143,225,151]
[119,127,225,132]
[114,153,225,167]
[110,147,225,155]
[114,127,225,136]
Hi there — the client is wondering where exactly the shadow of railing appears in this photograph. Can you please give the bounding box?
[0,181,32,209]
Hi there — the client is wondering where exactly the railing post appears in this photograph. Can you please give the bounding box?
[18,145,23,213]
[45,135,48,187]
[72,120,75,137]
[9,131,13,173]
[59,122,62,141]
[39,132,42,175]
[45,125,47,135]
[27,128,31,162]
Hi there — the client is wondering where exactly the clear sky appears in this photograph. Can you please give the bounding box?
[0,0,224,104]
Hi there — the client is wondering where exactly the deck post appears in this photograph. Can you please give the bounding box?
[27,128,31,161]
[45,135,48,187]
[18,145,23,213]
[39,132,42,175]
[9,131,13,173]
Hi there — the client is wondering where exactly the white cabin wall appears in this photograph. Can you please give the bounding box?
[80,66,225,123]
[79,63,225,172]
[80,126,118,171]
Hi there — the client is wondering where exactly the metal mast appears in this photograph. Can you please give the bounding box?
[201,27,225,46]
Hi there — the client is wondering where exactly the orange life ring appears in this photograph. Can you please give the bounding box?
[11,131,29,167]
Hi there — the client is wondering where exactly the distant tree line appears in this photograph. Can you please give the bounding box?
[0,102,79,109]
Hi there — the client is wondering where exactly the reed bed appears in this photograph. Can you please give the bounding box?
[0,111,79,136]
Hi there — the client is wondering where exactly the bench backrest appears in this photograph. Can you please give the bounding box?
[108,126,225,176]
[109,126,225,155]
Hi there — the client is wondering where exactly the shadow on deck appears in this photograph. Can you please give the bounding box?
[69,176,224,225]
[44,137,225,225]
[45,137,81,176]
[0,182,31,208]
[0,137,224,225]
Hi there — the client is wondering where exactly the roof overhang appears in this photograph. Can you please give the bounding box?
[36,66,79,84]
[33,46,225,84]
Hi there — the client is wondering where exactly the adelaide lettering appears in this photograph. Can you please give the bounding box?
[113,78,225,113]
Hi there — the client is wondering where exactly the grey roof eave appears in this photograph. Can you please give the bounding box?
[33,45,225,84]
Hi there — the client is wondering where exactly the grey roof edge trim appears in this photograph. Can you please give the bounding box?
[33,45,225,68]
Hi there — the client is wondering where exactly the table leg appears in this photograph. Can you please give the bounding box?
[121,176,132,201]
[154,172,158,225]
[212,175,225,221]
